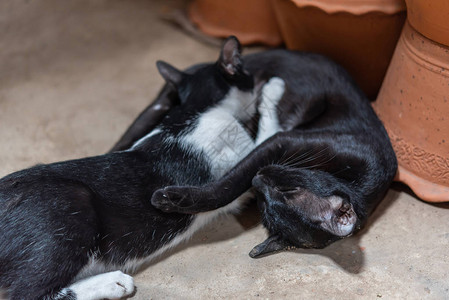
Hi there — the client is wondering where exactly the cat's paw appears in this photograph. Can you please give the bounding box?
[262,77,285,105]
[151,189,179,212]
[151,187,196,213]
[101,271,135,299]
[69,271,135,300]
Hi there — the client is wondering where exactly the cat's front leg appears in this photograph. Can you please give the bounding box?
[151,186,219,214]
[255,77,285,145]
[151,131,302,214]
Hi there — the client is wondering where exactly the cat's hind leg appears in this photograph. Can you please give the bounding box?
[0,180,100,300]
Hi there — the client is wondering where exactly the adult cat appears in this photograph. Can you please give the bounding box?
[150,49,398,257]
[0,37,279,300]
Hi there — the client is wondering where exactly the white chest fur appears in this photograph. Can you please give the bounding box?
[180,87,257,178]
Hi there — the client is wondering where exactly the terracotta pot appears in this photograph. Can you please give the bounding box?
[373,21,449,202]
[406,0,449,47]
[188,0,283,46]
[271,0,406,99]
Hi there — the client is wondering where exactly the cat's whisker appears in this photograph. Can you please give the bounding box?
[301,153,338,170]
[291,146,328,163]
[282,147,314,164]
[330,165,351,176]
[278,148,302,165]
[279,147,316,166]
[282,147,329,168]
[278,149,291,164]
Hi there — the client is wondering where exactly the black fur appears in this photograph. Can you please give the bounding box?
[150,49,398,256]
[0,37,255,299]
[110,62,209,152]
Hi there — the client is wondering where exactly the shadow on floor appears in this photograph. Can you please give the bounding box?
[289,187,401,274]
[139,186,403,276]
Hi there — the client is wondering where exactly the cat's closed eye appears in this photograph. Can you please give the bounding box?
[275,187,298,193]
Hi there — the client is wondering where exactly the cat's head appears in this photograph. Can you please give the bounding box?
[155,36,254,111]
[249,164,360,258]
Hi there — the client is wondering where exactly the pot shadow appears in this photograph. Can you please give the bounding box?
[139,187,401,275]
[390,181,449,210]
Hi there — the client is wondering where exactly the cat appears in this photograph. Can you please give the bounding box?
[149,48,398,258]
[0,37,281,300]
[110,62,208,153]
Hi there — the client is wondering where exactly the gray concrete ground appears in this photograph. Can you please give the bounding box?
[1,0,448,299]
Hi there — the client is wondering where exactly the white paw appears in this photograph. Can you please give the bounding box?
[262,77,285,105]
[102,271,135,299]
[69,270,135,300]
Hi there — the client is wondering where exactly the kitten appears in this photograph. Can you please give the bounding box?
[0,37,277,300]
[150,49,398,257]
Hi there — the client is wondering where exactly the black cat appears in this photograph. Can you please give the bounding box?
[149,49,398,258]
[0,37,272,300]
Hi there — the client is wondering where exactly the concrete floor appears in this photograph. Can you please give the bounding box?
[1,0,448,299]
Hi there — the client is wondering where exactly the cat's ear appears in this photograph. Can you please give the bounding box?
[218,36,243,76]
[249,234,291,258]
[156,61,185,88]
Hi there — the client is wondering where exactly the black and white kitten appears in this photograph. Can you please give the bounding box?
[150,49,398,257]
[0,37,280,300]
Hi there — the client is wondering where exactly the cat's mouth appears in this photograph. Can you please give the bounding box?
[331,201,357,236]
[337,202,356,222]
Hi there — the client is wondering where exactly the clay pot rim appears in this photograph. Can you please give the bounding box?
[290,0,406,15]
[188,0,283,46]
[406,0,449,47]
[402,22,449,76]
[396,167,449,202]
